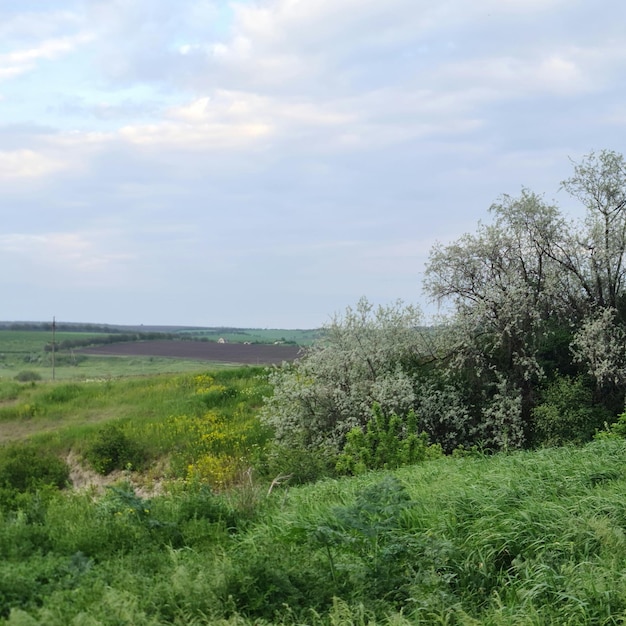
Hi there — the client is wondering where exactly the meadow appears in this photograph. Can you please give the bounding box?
[3,330,626,624]
[3,406,626,624]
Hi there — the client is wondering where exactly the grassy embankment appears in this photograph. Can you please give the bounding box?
[1,360,626,623]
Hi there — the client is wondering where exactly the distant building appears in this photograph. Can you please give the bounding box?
[218,337,227,344]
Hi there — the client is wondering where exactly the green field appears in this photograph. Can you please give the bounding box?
[0,329,287,381]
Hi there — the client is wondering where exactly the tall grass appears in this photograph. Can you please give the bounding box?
[4,365,626,624]
[4,439,626,623]
[0,368,268,448]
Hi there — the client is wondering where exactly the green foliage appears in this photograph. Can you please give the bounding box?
[595,408,626,440]
[13,371,41,383]
[3,441,626,623]
[571,307,626,390]
[413,377,474,453]
[307,476,455,608]
[0,443,69,492]
[479,377,525,451]
[0,402,41,421]
[257,441,337,485]
[85,423,148,475]
[222,549,332,621]
[422,151,626,444]
[0,554,73,620]
[163,405,270,489]
[0,444,69,511]
[173,484,237,527]
[336,404,442,474]
[533,375,610,446]
[42,383,83,404]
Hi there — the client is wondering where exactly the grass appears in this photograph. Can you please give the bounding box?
[0,329,236,381]
[4,359,626,623]
[4,440,626,623]
[0,367,268,447]
[0,330,95,353]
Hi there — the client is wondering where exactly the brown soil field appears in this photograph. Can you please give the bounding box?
[77,340,302,365]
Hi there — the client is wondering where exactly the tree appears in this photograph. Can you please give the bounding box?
[424,151,626,446]
[263,150,626,456]
[260,297,430,450]
[559,149,626,312]
[424,190,566,445]
[557,151,626,403]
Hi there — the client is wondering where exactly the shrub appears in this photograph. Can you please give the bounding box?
[0,443,69,493]
[413,378,474,453]
[0,403,41,420]
[306,476,434,605]
[256,441,337,486]
[261,298,429,450]
[42,383,83,404]
[336,404,442,475]
[14,371,41,383]
[85,423,148,475]
[594,408,626,441]
[479,377,525,451]
[533,375,610,446]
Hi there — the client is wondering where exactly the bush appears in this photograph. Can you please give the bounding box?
[413,378,474,453]
[14,371,41,383]
[256,441,337,486]
[85,423,148,475]
[306,476,430,605]
[533,375,610,446]
[0,443,69,493]
[261,298,428,450]
[43,383,83,404]
[336,404,442,475]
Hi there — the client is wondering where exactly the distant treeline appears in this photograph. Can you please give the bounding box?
[1,322,130,333]
[44,332,177,352]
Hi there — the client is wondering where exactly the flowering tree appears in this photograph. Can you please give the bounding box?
[261,297,431,450]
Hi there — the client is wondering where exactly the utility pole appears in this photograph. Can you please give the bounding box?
[52,316,56,381]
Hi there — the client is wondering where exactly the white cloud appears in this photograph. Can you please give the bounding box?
[112,89,357,151]
[2,0,626,326]
[0,33,94,82]
[0,232,134,281]
[0,149,69,180]
[440,51,593,98]
[0,9,81,40]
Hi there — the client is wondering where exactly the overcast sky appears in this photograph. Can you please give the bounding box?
[1,0,625,328]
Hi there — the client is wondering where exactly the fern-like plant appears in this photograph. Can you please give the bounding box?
[336,403,441,474]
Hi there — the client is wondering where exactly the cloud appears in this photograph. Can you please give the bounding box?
[2,0,626,327]
[0,231,134,284]
[439,49,603,99]
[0,33,94,82]
[0,149,69,180]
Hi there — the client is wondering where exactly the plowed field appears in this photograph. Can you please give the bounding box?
[77,340,302,365]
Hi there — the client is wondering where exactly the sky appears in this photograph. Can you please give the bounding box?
[1,0,626,328]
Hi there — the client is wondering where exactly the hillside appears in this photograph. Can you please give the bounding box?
[2,357,626,624]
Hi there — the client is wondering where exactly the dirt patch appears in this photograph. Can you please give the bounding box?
[77,340,302,365]
[66,451,165,498]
